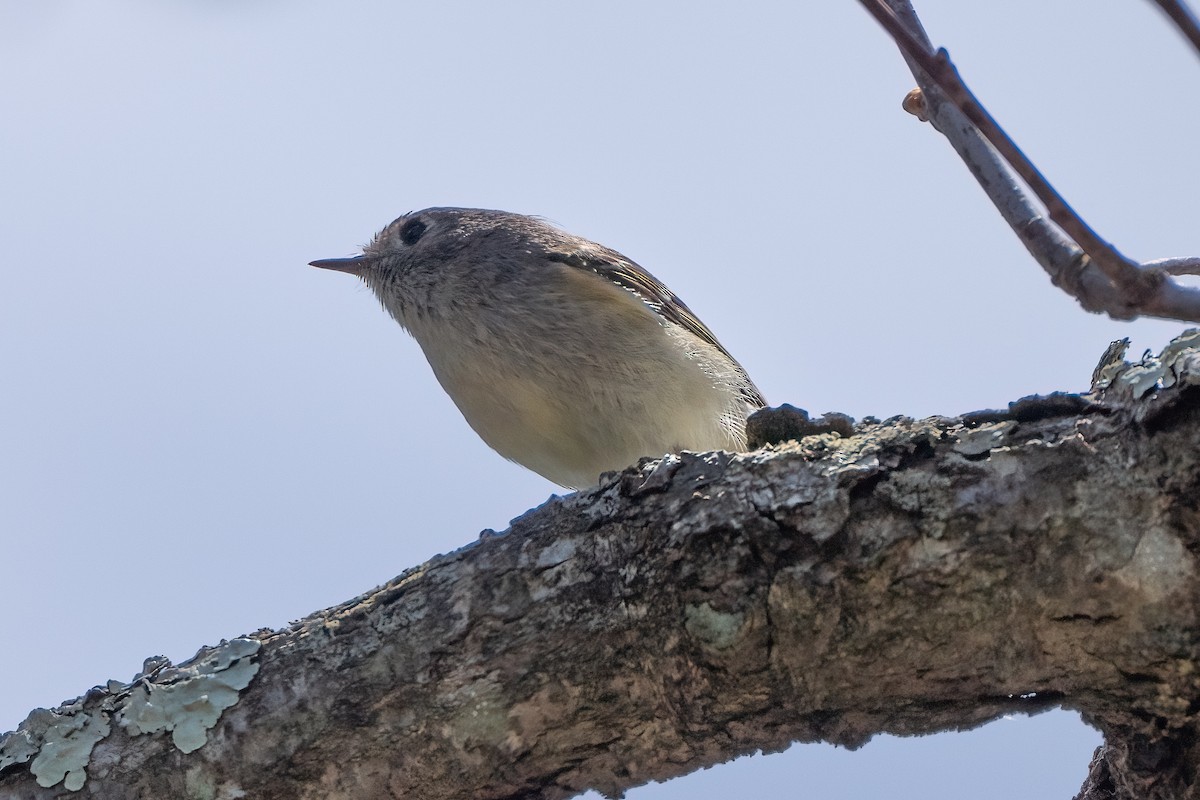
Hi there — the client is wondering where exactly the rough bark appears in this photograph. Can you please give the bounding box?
[2,334,1199,800]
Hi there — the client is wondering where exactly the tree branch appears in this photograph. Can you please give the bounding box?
[2,334,1200,799]
[1146,256,1200,277]
[1151,0,1200,58]
[862,0,1200,323]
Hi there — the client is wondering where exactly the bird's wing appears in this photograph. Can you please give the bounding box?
[544,246,767,409]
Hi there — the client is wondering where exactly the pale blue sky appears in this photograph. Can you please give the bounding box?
[3,1,1197,797]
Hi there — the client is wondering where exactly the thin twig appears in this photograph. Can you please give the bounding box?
[859,0,1155,301]
[1151,0,1200,58]
[860,0,1200,323]
[879,4,1102,311]
[1144,256,1200,277]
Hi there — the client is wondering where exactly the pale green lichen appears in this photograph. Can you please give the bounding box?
[684,602,745,650]
[1114,329,1200,398]
[0,721,40,772]
[1,641,260,791]
[1158,329,1200,389]
[26,708,111,791]
[118,638,261,754]
[1120,362,1166,399]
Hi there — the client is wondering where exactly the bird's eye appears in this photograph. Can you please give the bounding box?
[399,217,427,246]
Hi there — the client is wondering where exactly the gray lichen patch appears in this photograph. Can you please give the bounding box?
[0,639,261,792]
[444,677,509,750]
[118,638,261,754]
[532,537,578,569]
[0,721,39,772]
[3,707,111,791]
[521,536,593,602]
[1101,328,1200,398]
[952,421,1017,456]
[1116,526,1195,604]
[684,602,746,650]
[1159,329,1200,387]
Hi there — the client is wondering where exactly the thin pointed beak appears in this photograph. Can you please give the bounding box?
[309,255,371,276]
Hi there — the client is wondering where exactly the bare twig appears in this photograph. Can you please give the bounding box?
[861,1,1150,297]
[862,0,1200,323]
[1145,256,1200,276]
[1151,0,1200,58]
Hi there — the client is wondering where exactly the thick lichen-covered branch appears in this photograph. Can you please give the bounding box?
[2,335,1199,800]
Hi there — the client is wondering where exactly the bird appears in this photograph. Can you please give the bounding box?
[311,207,765,489]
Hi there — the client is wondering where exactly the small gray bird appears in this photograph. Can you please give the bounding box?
[311,208,765,489]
